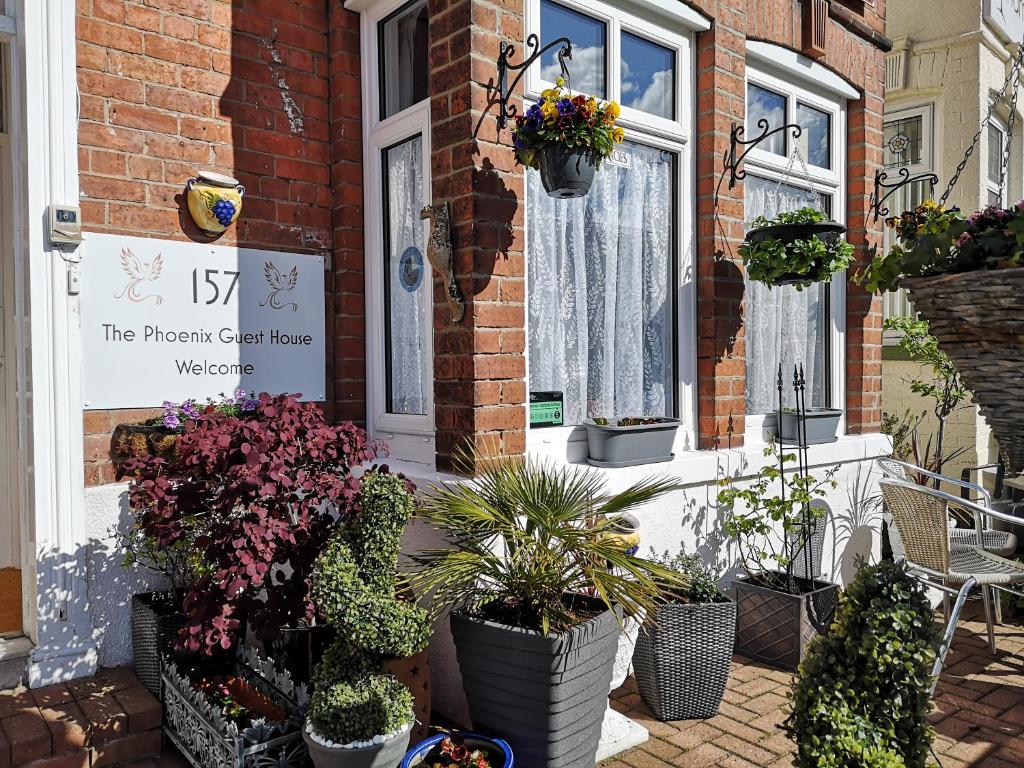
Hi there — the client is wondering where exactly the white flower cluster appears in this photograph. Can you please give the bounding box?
[306,719,411,750]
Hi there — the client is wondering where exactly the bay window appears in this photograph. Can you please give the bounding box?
[742,63,846,433]
[525,0,696,438]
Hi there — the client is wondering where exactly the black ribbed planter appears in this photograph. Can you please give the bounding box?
[733,574,839,672]
[632,600,735,721]
[131,590,187,697]
[538,146,597,199]
[743,221,847,286]
[450,604,620,768]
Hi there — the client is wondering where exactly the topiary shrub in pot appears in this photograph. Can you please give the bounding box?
[740,207,853,290]
[304,470,431,768]
[414,450,686,768]
[786,559,942,768]
[632,549,735,721]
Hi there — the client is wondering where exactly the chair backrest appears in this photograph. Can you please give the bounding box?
[879,478,950,573]
[877,458,909,481]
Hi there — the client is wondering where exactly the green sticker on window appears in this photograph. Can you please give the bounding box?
[530,391,564,427]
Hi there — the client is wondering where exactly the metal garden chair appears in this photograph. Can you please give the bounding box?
[879,476,1024,654]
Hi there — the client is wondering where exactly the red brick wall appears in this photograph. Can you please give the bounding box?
[76,0,359,485]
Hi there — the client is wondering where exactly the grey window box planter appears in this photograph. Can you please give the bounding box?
[449,601,620,768]
[764,408,842,445]
[733,573,839,672]
[632,599,736,721]
[583,418,680,468]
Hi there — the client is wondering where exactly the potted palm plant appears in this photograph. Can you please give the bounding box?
[717,441,840,671]
[632,550,735,721]
[414,451,684,768]
[512,76,624,199]
[740,207,853,290]
[303,471,432,768]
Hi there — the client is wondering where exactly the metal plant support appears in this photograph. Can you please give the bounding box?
[494,34,572,129]
[725,119,803,189]
[776,363,818,591]
[870,167,940,222]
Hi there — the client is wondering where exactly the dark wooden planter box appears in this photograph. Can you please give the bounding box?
[733,574,839,672]
[131,590,187,698]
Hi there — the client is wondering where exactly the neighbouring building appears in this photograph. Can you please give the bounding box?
[0,0,889,724]
[881,0,1024,480]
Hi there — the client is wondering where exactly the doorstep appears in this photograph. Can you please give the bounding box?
[0,636,33,690]
[0,666,162,768]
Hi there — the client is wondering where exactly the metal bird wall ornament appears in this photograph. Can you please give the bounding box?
[421,202,465,323]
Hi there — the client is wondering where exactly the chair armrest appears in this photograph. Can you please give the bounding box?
[887,459,994,506]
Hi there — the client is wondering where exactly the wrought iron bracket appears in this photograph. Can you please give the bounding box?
[495,34,572,129]
[870,167,940,221]
[725,120,803,188]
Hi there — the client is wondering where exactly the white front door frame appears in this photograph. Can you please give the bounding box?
[9,0,95,684]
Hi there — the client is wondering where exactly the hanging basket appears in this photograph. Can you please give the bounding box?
[743,221,847,286]
[538,145,597,199]
[902,267,1024,473]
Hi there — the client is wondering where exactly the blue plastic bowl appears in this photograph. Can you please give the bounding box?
[400,732,514,768]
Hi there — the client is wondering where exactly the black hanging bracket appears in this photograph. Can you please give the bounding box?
[495,35,572,129]
[870,167,939,222]
[725,120,803,189]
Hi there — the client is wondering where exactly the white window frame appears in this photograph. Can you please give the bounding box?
[883,103,933,176]
[742,64,847,442]
[523,0,697,456]
[987,116,1008,207]
[356,0,435,466]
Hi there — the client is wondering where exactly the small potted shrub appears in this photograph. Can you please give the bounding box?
[740,207,853,290]
[718,441,840,671]
[304,471,431,768]
[415,451,685,768]
[512,76,624,198]
[584,416,681,467]
[786,560,942,767]
[632,550,735,721]
[401,732,513,768]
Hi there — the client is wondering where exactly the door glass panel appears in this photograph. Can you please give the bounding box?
[621,31,674,120]
[382,135,428,415]
[540,0,606,98]
[379,0,429,119]
[796,102,830,169]
[747,83,787,156]
[884,115,923,168]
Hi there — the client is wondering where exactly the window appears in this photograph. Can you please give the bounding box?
[378,0,428,120]
[363,0,434,464]
[743,68,844,424]
[988,121,1007,207]
[881,106,934,332]
[526,0,692,431]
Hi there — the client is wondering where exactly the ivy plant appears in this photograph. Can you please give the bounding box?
[308,471,431,745]
[786,560,941,768]
[740,207,854,291]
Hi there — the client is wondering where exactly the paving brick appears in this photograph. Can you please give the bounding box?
[31,685,74,710]
[665,723,722,750]
[0,725,9,768]
[639,738,682,762]
[91,729,161,768]
[715,734,775,765]
[40,703,89,753]
[113,687,161,734]
[21,751,90,768]
[77,695,127,746]
[2,711,52,764]
[0,688,36,718]
[670,743,729,768]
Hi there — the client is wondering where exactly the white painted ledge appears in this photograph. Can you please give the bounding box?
[746,40,862,101]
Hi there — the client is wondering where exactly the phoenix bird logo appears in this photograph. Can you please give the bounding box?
[259,261,299,312]
[114,248,164,304]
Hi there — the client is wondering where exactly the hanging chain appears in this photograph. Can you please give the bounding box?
[768,142,822,219]
[999,75,1020,198]
[940,44,1024,206]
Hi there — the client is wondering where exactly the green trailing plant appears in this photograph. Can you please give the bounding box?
[414,450,687,636]
[858,199,1024,294]
[307,471,431,745]
[740,207,854,291]
[786,560,941,768]
[717,441,838,594]
[646,547,727,604]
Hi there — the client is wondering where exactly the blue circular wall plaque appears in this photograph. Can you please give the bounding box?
[399,246,424,292]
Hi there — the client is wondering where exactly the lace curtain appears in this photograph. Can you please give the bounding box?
[528,142,674,425]
[385,135,428,415]
[744,176,826,414]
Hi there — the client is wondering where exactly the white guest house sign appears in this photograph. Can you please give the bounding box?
[81,233,326,409]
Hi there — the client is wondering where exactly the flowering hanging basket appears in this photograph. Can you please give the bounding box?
[902,267,1024,473]
[741,209,852,290]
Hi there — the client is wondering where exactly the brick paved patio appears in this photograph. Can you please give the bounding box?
[602,606,1024,768]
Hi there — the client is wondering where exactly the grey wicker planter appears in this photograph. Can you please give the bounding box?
[733,574,839,672]
[450,605,620,768]
[131,590,186,698]
[632,600,736,721]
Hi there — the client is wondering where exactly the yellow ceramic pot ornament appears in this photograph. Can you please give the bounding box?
[186,171,244,235]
